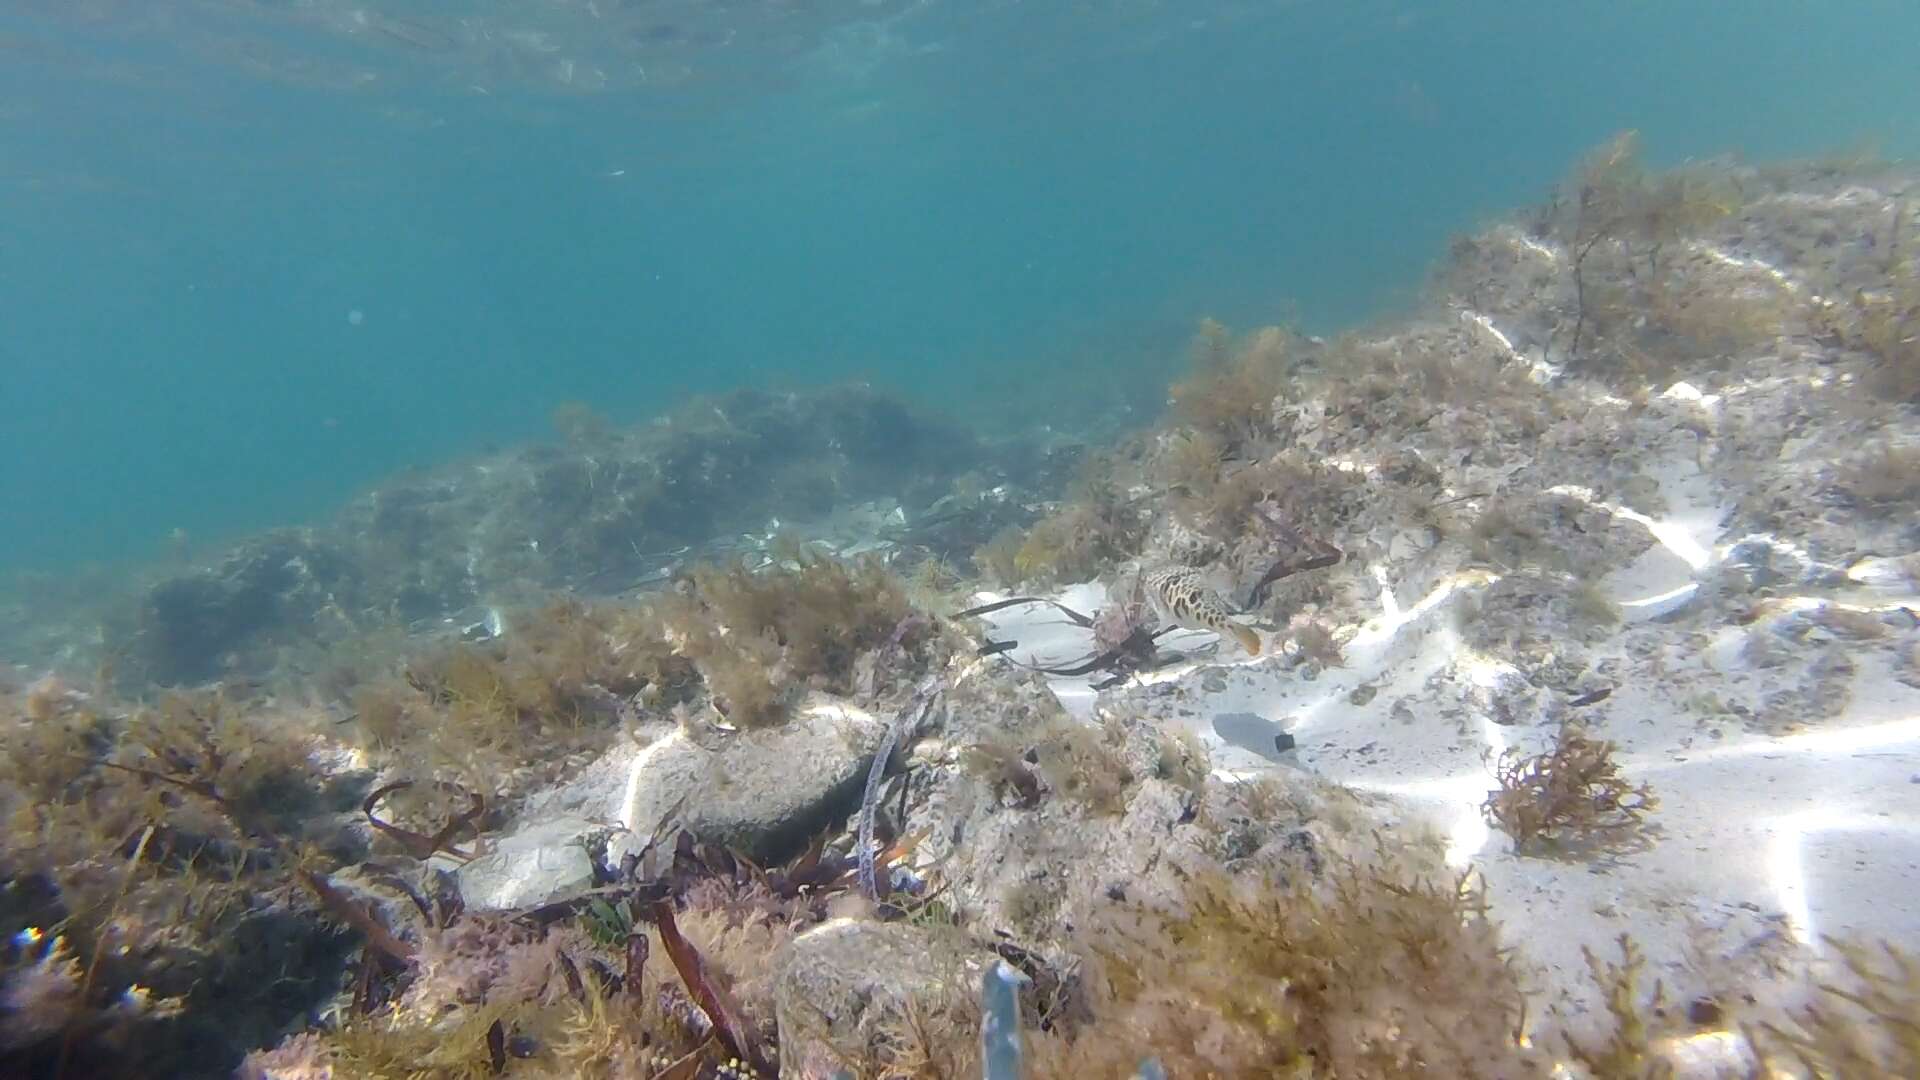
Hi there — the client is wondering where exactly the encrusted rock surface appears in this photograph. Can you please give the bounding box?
[618,700,892,864]
[121,529,361,686]
[900,669,1367,958]
[455,693,894,912]
[66,385,1021,689]
[773,920,992,1077]
[454,814,601,911]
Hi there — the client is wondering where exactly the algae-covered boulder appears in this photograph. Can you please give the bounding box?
[85,384,988,694]
[619,700,891,865]
[905,668,1357,962]
[453,814,601,911]
[451,693,895,913]
[125,529,360,686]
[773,920,993,1078]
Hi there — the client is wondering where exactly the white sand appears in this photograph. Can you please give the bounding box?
[968,441,1920,1052]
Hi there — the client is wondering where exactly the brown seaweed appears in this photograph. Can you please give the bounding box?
[362,780,487,862]
[651,901,776,1076]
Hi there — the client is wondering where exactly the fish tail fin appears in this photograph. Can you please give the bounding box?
[1230,623,1261,656]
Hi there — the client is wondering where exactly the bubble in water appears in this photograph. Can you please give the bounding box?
[347,309,364,327]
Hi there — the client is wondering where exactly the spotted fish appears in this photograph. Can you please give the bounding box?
[1141,565,1261,655]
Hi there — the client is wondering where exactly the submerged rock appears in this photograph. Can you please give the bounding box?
[773,920,991,1076]
[910,670,1352,960]
[455,814,601,911]
[619,701,892,865]
[1462,660,1558,728]
[123,529,357,686]
[1847,552,1920,593]
[93,384,995,691]
[447,694,896,910]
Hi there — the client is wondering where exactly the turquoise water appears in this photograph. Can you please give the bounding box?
[2,1,1915,573]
